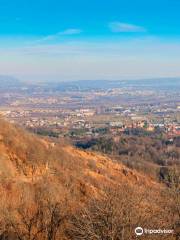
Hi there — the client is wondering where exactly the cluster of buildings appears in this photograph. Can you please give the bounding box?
[0,105,179,139]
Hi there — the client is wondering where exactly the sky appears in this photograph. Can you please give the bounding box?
[0,0,180,82]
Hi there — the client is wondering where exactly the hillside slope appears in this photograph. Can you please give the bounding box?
[0,118,160,190]
[0,118,177,240]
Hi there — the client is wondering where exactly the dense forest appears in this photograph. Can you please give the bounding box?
[76,133,180,181]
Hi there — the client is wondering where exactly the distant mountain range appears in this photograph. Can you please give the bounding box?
[0,75,180,91]
[42,78,180,92]
[0,75,22,89]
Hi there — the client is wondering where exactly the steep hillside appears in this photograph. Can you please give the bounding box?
[0,118,178,240]
[0,118,160,191]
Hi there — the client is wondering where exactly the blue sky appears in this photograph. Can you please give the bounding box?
[0,0,180,81]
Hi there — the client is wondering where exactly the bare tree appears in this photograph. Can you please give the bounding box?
[164,167,180,240]
[66,184,155,240]
[4,197,67,240]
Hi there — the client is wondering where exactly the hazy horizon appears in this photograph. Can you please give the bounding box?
[1,74,180,86]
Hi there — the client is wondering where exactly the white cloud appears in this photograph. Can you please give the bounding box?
[35,28,82,43]
[59,28,82,35]
[109,22,146,33]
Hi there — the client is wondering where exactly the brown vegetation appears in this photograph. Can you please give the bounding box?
[0,119,179,239]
